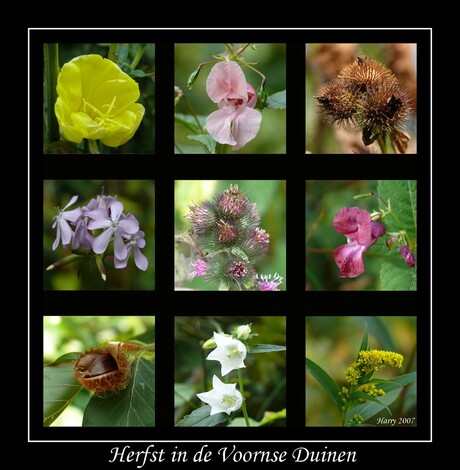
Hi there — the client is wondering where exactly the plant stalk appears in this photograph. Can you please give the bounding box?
[44,43,60,142]
[238,368,250,427]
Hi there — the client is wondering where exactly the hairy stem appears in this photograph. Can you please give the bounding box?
[108,43,118,63]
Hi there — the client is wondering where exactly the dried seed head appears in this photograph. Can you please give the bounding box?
[338,57,398,92]
[315,81,358,128]
[356,82,412,141]
[73,342,141,395]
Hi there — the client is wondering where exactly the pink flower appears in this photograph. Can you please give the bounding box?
[193,259,208,277]
[333,207,385,278]
[205,61,262,151]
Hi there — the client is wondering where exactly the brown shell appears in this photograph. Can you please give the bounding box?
[73,342,137,395]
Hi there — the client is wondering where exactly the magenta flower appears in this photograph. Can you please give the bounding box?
[114,230,148,271]
[399,245,416,268]
[205,61,262,151]
[333,207,385,278]
[229,261,248,279]
[193,258,208,277]
[86,199,139,260]
[257,273,283,291]
[52,195,81,250]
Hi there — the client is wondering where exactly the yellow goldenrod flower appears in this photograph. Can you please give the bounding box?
[55,54,145,147]
[345,350,404,385]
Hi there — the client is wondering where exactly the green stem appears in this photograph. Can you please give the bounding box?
[88,139,100,154]
[181,94,203,133]
[376,134,388,154]
[216,143,228,154]
[44,43,60,142]
[238,369,250,427]
[108,43,118,63]
[130,43,146,69]
[241,62,266,88]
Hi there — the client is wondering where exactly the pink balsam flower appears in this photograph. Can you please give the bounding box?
[333,207,385,278]
[205,61,262,151]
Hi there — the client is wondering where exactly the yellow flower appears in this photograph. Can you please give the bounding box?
[54,54,145,147]
[345,350,404,385]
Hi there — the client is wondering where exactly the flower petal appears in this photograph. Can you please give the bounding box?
[108,200,124,223]
[59,219,73,247]
[114,245,132,269]
[92,227,113,254]
[118,213,140,236]
[206,61,248,104]
[206,108,237,146]
[100,103,145,147]
[133,245,148,271]
[114,231,127,260]
[63,195,79,210]
[52,223,61,251]
[231,107,262,151]
[333,242,365,278]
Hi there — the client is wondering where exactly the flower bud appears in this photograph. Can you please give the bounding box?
[399,245,416,268]
[386,234,398,250]
[187,65,201,89]
[236,324,251,340]
[353,193,373,200]
[202,338,217,349]
[256,84,268,109]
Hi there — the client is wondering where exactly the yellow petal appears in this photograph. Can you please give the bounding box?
[100,103,145,147]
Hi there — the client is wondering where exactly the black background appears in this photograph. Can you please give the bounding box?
[28,28,433,464]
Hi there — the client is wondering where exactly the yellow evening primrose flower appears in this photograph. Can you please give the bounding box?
[54,54,145,147]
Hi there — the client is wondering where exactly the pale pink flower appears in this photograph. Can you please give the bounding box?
[205,61,262,151]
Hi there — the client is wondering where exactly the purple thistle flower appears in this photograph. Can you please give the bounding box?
[87,199,139,259]
[218,185,247,215]
[52,195,81,250]
[217,220,237,243]
[114,230,148,271]
[257,273,283,291]
[193,259,208,277]
[252,228,269,247]
[229,261,248,279]
[399,245,416,268]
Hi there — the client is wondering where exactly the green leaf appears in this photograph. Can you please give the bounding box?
[347,372,416,423]
[129,69,155,78]
[174,113,207,134]
[306,358,342,412]
[176,405,229,427]
[377,180,417,236]
[380,251,417,290]
[82,357,155,427]
[231,247,249,263]
[187,134,216,154]
[377,180,417,291]
[358,317,396,351]
[250,344,286,353]
[358,323,369,354]
[265,90,286,110]
[227,417,260,427]
[258,408,286,426]
[43,352,83,427]
[348,391,391,416]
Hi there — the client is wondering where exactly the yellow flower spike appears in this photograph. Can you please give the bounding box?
[54,54,145,148]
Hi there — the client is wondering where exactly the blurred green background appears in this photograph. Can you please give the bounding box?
[44,180,155,290]
[306,43,417,154]
[175,180,286,290]
[44,315,155,426]
[44,43,155,154]
[306,180,386,291]
[175,43,286,154]
[175,316,286,426]
[306,316,417,426]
